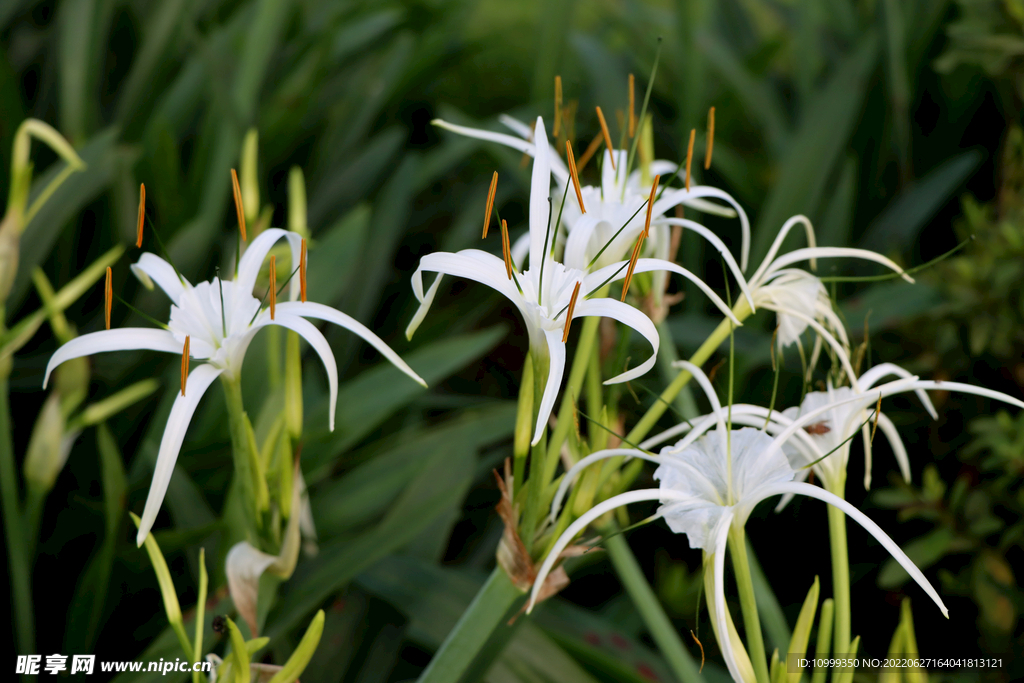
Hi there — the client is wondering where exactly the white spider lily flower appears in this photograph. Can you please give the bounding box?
[408,118,740,445]
[43,228,426,545]
[531,362,949,683]
[433,115,748,272]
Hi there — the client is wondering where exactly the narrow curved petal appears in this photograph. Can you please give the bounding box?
[707,511,755,683]
[529,117,552,269]
[760,247,913,285]
[653,187,750,270]
[499,114,570,181]
[225,542,277,636]
[276,301,426,388]
[746,481,949,617]
[549,449,664,524]
[572,298,659,384]
[562,213,603,271]
[434,118,533,153]
[674,360,729,449]
[236,228,303,299]
[601,150,629,199]
[859,363,937,420]
[406,272,443,340]
[130,253,190,304]
[44,328,181,388]
[749,215,816,285]
[654,218,755,310]
[761,306,859,390]
[584,258,741,325]
[136,363,223,545]
[762,391,878,465]
[874,412,911,484]
[883,380,1024,412]
[258,313,339,431]
[528,488,700,612]
[533,329,566,446]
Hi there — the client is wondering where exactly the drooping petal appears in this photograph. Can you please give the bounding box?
[706,511,755,683]
[136,363,223,546]
[674,360,729,445]
[760,247,913,285]
[276,300,426,388]
[882,380,1024,412]
[236,228,303,300]
[874,411,911,485]
[748,215,817,286]
[653,187,750,270]
[406,250,525,339]
[532,328,566,446]
[745,481,949,617]
[859,363,938,420]
[258,313,339,431]
[528,117,552,270]
[572,298,659,384]
[44,328,181,389]
[225,542,277,636]
[654,217,755,310]
[549,449,665,524]
[498,114,570,181]
[760,305,859,390]
[527,488,700,612]
[130,253,190,304]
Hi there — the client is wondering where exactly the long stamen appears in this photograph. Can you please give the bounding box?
[643,174,660,238]
[577,131,603,174]
[104,267,112,330]
[483,171,498,238]
[231,168,247,241]
[628,74,636,138]
[136,184,146,248]
[554,76,563,138]
[562,281,582,342]
[180,336,190,396]
[595,106,615,170]
[685,128,695,191]
[501,218,513,279]
[300,238,307,302]
[269,255,276,319]
[620,232,646,301]
[704,106,715,170]
[565,141,586,213]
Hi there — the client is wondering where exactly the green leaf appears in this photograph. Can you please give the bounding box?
[785,576,820,682]
[838,280,942,336]
[267,610,325,683]
[130,512,194,658]
[226,617,252,683]
[746,537,791,655]
[305,205,370,307]
[303,326,505,482]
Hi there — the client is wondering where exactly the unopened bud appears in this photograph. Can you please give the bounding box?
[24,393,75,492]
[284,330,303,439]
[241,129,260,224]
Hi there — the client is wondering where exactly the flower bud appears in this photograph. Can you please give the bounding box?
[23,393,77,492]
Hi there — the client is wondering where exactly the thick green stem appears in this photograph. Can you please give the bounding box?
[729,526,770,683]
[626,297,751,447]
[221,375,259,540]
[519,348,550,552]
[417,566,522,683]
[0,375,34,654]
[602,523,704,683]
[826,474,851,659]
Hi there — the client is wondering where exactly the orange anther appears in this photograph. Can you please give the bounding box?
[501,219,512,280]
[685,128,695,192]
[595,106,615,170]
[566,141,586,214]
[554,76,563,138]
[231,168,247,241]
[180,336,190,396]
[704,106,715,170]
[621,233,646,302]
[483,171,498,239]
[643,174,660,238]
[562,281,582,342]
[269,255,276,320]
[136,184,146,248]
[104,266,112,330]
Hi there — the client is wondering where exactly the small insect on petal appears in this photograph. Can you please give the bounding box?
[136,184,146,248]
[628,74,636,138]
[181,336,190,396]
[566,141,586,214]
[685,128,695,192]
[483,171,498,239]
[804,421,831,435]
[299,238,307,303]
[554,75,563,138]
[501,219,513,280]
[562,281,582,343]
[104,266,112,330]
[269,255,276,320]
[231,168,247,241]
[704,106,715,170]
[595,106,615,170]
[643,174,660,238]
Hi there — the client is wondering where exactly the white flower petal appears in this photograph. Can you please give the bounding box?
[874,411,911,484]
[533,328,566,446]
[549,449,664,524]
[655,217,755,310]
[749,215,817,285]
[762,247,913,284]
[573,298,659,385]
[529,117,552,270]
[562,213,603,271]
[44,328,181,389]
[885,380,1024,412]
[746,481,948,617]
[225,542,277,636]
[136,363,223,546]
[653,187,750,271]
[259,313,339,431]
[706,511,755,683]
[236,228,303,299]
[499,114,570,181]
[276,301,426,388]
[859,363,938,420]
[130,253,190,304]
